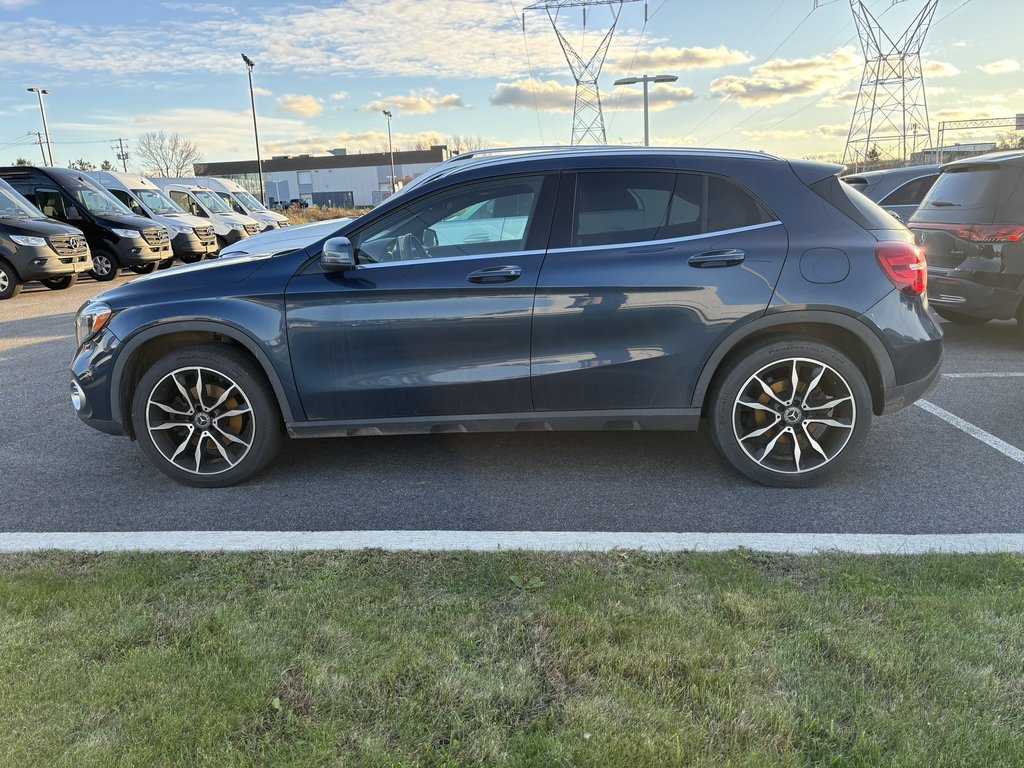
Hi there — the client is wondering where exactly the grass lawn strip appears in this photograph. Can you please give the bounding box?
[1,550,1023,766]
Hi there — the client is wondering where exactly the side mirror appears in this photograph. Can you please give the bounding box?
[422,228,438,249]
[321,236,355,271]
[886,209,903,222]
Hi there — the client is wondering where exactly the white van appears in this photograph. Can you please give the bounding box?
[192,176,289,231]
[89,171,218,264]
[148,179,262,247]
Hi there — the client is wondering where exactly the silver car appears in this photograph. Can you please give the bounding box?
[842,164,940,223]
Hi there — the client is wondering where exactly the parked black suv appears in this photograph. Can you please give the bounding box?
[909,151,1024,328]
[71,147,942,488]
[0,167,172,282]
[0,178,92,299]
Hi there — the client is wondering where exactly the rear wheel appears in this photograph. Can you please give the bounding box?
[89,250,119,281]
[0,260,22,299]
[41,274,78,291]
[130,344,284,487]
[129,263,157,275]
[709,338,872,488]
[934,308,990,326]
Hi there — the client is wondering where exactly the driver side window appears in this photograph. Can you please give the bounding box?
[353,175,544,264]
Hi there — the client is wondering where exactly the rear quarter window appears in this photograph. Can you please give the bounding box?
[812,175,899,231]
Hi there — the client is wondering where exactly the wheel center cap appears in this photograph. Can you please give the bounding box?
[193,412,212,429]
[783,406,802,425]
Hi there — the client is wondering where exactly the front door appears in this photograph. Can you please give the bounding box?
[286,173,556,421]
[531,169,789,411]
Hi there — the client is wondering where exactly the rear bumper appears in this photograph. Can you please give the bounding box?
[880,351,942,415]
[927,269,1022,320]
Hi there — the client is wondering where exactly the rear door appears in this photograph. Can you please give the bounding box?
[530,169,788,412]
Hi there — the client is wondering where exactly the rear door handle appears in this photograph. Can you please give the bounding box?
[688,249,745,268]
[467,265,522,283]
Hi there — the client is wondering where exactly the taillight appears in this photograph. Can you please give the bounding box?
[967,224,1024,243]
[876,242,927,296]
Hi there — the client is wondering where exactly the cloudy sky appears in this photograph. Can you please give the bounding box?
[0,0,1018,168]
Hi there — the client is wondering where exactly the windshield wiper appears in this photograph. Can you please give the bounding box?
[930,200,961,207]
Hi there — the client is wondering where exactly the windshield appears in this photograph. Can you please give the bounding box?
[217,191,245,214]
[135,188,184,215]
[234,190,267,212]
[194,190,232,213]
[70,178,135,216]
[0,180,44,219]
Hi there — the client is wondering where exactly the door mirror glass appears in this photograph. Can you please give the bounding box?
[321,237,355,271]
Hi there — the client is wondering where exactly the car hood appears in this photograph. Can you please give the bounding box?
[96,213,162,232]
[159,212,211,229]
[220,217,352,258]
[92,253,271,309]
[218,212,261,227]
[0,216,83,238]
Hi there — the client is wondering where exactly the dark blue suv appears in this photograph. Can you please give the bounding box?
[71,147,942,488]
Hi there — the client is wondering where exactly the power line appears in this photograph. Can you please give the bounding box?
[510,0,547,144]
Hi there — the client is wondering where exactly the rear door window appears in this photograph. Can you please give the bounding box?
[706,175,774,233]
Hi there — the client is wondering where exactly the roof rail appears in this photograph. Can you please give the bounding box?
[448,145,778,163]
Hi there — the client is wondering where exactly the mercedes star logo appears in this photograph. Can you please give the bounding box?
[68,237,79,250]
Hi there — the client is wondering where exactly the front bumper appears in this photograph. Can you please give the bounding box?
[171,231,218,260]
[113,238,172,267]
[71,327,127,436]
[926,268,1023,321]
[16,244,93,280]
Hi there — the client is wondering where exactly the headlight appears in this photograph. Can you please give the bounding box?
[75,301,113,346]
[167,223,193,235]
[111,228,140,239]
[11,235,48,247]
[230,224,245,231]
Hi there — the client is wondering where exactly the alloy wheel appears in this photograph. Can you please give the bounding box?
[145,366,256,476]
[92,254,113,277]
[732,357,856,475]
[0,268,9,293]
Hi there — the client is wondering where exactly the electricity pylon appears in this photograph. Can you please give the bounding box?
[843,0,940,169]
[524,0,643,145]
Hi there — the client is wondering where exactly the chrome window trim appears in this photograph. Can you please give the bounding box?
[355,249,546,269]
[546,220,783,255]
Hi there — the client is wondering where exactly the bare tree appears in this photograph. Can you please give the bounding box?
[412,132,445,151]
[13,157,32,166]
[134,131,204,177]
[445,134,490,154]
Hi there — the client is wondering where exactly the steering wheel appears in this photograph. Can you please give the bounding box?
[396,234,429,261]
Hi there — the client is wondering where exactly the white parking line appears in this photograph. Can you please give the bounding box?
[3,531,1024,554]
[942,372,1024,379]
[916,399,1024,465]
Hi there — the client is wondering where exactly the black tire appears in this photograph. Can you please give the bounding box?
[934,308,990,326]
[89,250,120,282]
[0,259,22,300]
[708,337,872,488]
[41,274,78,291]
[157,258,176,270]
[178,253,203,264]
[129,263,158,275]
[130,344,284,487]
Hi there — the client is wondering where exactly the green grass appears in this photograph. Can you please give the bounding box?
[2,550,1024,767]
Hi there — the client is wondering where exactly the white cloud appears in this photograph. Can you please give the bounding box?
[330,91,349,101]
[251,86,272,97]
[710,46,861,107]
[277,94,324,118]
[363,89,468,115]
[490,79,575,112]
[978,58,1020,75]
[610,45,752,72]
[160,2,236,13]
[0,0,37,7]
[742,123,848,142]
[922,61,959,78]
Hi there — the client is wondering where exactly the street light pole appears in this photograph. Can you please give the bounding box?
[382,109,396,194]
[26,88,54,165]
[241,54,266,206]
[612,74,679,147]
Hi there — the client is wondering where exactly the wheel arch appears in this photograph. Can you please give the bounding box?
[691,310,896,417]
[112,320,297,439]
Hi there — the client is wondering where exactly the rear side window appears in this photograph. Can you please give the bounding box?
[571,171,772,247]
[920,166,1015,210]
[880,175,938,207]
[34,188,70,221]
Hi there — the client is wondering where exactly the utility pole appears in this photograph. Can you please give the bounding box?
[114,138,129,171]
[34,132,47,164]
[26,87,54,165]
[241,53,267,206]
[383,109,396,193]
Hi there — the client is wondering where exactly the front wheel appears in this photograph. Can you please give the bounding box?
[41,274,78,291]
[89,250,119,282]
[130,263,157,275]
[709,338,872,488]
[0,260,22,299]
[130,344,284,487]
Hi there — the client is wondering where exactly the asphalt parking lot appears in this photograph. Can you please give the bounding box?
[2,274,1022,536]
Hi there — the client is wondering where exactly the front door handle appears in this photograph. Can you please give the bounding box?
[467,265,522,283]
[688,249,746,268]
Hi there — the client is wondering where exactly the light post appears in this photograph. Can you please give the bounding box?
[612,74,678,147]
[26,87,54,165]
[382,109,396,194]
[241,54,266,206]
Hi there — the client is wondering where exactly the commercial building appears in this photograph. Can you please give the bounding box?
[199,145,450,208]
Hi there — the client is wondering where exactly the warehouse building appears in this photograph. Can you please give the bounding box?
[199,145,450,208]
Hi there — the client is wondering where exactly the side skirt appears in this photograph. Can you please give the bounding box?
[286,408,702,439]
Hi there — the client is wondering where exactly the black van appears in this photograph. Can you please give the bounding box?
[0,178,92,300]
[0,167,172,282]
